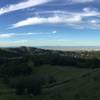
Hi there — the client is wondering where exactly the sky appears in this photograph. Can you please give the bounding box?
[0,0,100,47]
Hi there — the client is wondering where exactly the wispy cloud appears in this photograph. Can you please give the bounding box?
[0,31,54,39]
[10,7,100,30]
[11,15,82,28]
[69,0,94,4]
[0,33,15,38]
[52,30,57,34]
[0,0,51,15]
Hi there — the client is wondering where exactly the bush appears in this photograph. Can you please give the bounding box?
[0,61,32,79]
[9,76,43,95]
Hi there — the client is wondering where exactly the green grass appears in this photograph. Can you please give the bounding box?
[1,65,100,100]
[33,65,93,81]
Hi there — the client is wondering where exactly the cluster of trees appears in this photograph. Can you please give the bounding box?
[1,47,100,68]
[22,53,100,68]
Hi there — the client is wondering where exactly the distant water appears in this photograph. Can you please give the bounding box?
[38,46,100,51]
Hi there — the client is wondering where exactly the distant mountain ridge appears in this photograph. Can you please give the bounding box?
[38,46,100,51]
[0,46,47,57]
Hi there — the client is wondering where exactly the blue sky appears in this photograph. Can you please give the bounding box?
[0,0,100,47]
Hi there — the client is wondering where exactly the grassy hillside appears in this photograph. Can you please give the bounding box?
[0,65,100,100]
[0,47,100,100]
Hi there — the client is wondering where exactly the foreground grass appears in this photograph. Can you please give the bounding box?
[0,65,100,100]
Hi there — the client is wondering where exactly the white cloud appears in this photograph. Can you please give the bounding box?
[27,33,34,35]
[69,0,94,3]
[0,0,51,15]
[9,7,100,30]
[0,32,53,39]
[26,32,50,35]
[83,7,94,12]
[90,20,97,24]
[52,31,57,34]
[82,7,99,16]
[0,33,15,38]
[11,15,82,28]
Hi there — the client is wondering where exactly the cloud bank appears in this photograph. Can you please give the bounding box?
[10,7,100,29]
